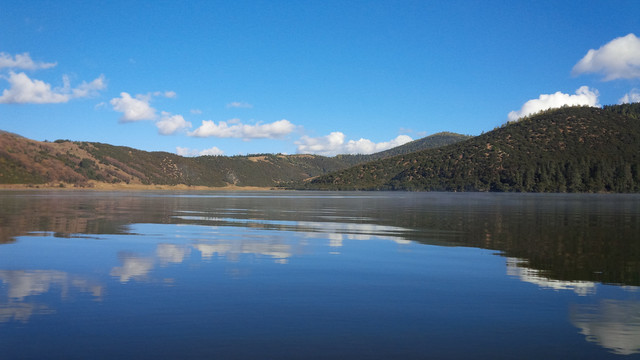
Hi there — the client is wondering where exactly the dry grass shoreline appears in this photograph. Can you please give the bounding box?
[0,181,281,192]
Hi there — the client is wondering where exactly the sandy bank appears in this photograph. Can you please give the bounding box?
[0,181,281,192]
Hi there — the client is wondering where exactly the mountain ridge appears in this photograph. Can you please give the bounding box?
[0,129,467,188]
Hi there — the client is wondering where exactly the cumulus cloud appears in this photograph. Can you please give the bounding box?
[619,89,640,104]
[507,86,600,121]
[573,33,640,81]
[0,52,56,70]
[156,112,192,135]
[296,132,413,156]
[0,72,106,104]
[110,92,156,122]
[226,101,253,108]
[189,119,295,139]
[176,146,224,157]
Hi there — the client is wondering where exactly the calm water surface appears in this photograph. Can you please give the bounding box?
[0,190,639,359]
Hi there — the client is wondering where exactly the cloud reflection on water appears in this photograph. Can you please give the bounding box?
[0,270,103,300]
[0,303,54,323]
[570,300,640,355]
[193,241,292,264]
[157,244,191,265]
[110,252,155,283]
[0,269,103,323]
[506,258,596,296]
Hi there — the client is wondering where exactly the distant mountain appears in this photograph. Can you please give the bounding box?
[334,132,472,165]
[303,104,640,192]
[0,129,469,188]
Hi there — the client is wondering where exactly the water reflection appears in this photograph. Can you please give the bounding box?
[110,252,155,283]
[570,300,640,355]
[157,244,191,265]
[0,270,103,300]
[1,191,640,358]
[506,258,596,296]
[2,191,638,287]
[0,303,54,323]
[193,240,293,264]
[0,269,103,323]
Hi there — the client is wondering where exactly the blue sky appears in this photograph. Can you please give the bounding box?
[1,0,639,156]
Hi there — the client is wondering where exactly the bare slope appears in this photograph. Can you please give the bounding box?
[0,130,470,188]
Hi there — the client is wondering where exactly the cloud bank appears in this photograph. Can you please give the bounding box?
[573,33,640,81]
[189,119,295,139]
[0,72,105,104]
[0,52,57,70]
[507,86,599,121]
[296,132,413,156]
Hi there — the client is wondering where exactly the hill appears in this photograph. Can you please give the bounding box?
[334,132,472,165]
[0,129,469,188]
[303,104,640,192]
[0,133,346,187]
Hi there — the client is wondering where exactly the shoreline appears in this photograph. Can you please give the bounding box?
[0,181,282,192]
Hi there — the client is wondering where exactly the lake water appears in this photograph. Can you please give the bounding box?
[1,190,639,359]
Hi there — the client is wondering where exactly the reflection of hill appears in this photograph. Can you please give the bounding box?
[0,191,177,244]
[1,191,639,287]
[570,300,640,355]
[376,194,640,287]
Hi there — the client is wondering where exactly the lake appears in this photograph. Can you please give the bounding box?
[1,190,639,359]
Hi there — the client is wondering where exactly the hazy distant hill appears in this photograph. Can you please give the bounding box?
[303,104,640,192]
[0,129,469,188]
[335,132,472,165]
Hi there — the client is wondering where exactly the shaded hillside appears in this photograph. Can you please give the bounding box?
[304,105,640,192]
[0,129,469,188]
[335,132,471,166]
[0,132,348,187]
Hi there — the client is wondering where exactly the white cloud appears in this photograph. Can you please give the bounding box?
[296,132,413,156]
[226,101,253,108]
[176,146,224,157]
[573,33,640,81]
[507,86,600,121]
[199,146,224,156]
[153,90,177,98]
[190,109,202,115]
[156,112,191,135]
[70,74,106,98]
[189,119,295,139]
[0,72,105,104]
[110,92,156,122]
[619,89,640,104]
[0,52,57,70]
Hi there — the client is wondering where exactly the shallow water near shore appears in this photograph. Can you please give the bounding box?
[1,190,639,359]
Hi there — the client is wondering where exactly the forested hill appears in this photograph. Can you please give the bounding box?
[0,129,469,188]
[303,104,640,192]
